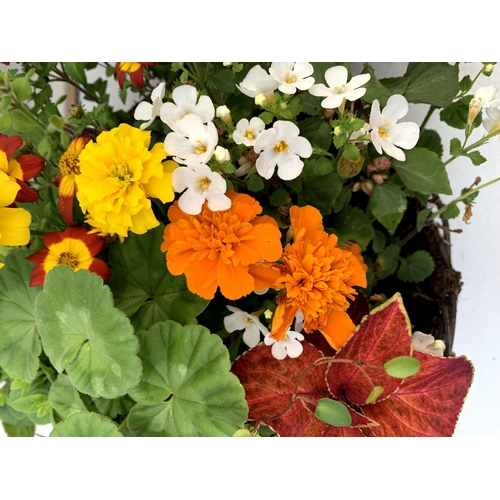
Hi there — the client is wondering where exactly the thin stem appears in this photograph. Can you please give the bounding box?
[117,416,128,434]
[420,105,436,130]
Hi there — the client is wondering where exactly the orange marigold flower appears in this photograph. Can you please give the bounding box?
[0,133,45,203]
[26,226,110,287]
[161,191,283,300]
[55,135,93,226]
[268,205,367,350]
[114,62,155,89]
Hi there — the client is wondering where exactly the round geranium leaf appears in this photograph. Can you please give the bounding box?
[50,412,122,437]
[315,398,352,427]
[35,267,142,399]
[127,320,248,437]
[384,356,421,379]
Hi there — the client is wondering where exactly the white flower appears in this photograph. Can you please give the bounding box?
[214,146,230,163]
[264,329,304,360]
[164,114,218,165]
[160,84,215,134]
[254,120,312,180]
[234,156,254,177]
[309,66,370,109]
[483,103,500,135]
[237,65,279,98]
[134,82,166,130]
[469,85,500,126]
[369,94,420,162]
[349,121,370,142]
[224,306,269,348]
[233,117,265,147]
[411,331,445,357]
[269,62,315,95]
[216,105,232,125]
[171,163,231,215]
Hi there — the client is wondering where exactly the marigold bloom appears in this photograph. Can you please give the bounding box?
[26,226,110,286]
[114,62,155,89]
[76,124,177,240]
[0,171,31,267]
[56,135,92,226]
[161,191,283,300]
[268,205,367,350]
[0,133,45,203]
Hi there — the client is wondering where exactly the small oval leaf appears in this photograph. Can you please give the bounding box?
[315,398,352,427]
[384,356,421,379]
[365,385,385,404]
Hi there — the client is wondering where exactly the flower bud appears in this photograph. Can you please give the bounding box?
[338,155,364,179]
[214,145,230,164]
[374,156,391,169]
[482,62,496,77]
[254,93,268,107]
[216,105,232,125]
[69,104,84,118]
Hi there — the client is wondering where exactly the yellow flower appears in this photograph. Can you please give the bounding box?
[0,171,31,267]
[76,124,177,240]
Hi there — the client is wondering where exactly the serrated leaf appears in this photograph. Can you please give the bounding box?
[315,398,352,426]
[269,188,290,207]
[35,267,142,399]
[12,76,32,101]
[466,151,487,166]
[440,100,470,130]
[372,230,386,253]
[449,138,462,157]
[441,202,460,220]
[360,65,391,106]
[459,75,473,92]
[62,62,87,85]
[397,250,435,283]
[298,117,332,150]
[343,143,360,162]
[326,294,412,406]
[206,69,235,93]
[231,341,330,437]
[108,224,208,331]
[363,352,474,436]
[50,412,122,437]
[375,244,400,279]
[416,129,443,158]
[416,208,431,232]
[246,174,265,192]
[332,206,374,250]
[384,356,420,378]
[127,321,248,437]
[312,157,334,176]
[9,394,46,414]
[259,111,274,125]
[0,251,42,383]
[392,148,452,195]
[369,182,407,233]
[48,374,88,422]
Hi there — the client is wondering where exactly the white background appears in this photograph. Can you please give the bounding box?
[1,62,499,438]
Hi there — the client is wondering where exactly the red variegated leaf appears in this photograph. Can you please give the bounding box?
[361,351,474,436]
[322,425,364,437]
[231,341,330,436]
[326,293,412,405]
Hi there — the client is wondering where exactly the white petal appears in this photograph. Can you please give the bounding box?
[474,85,498,102]
[270,62,293,76]
[224,311,246,332]
[369,99,382,129]
[321,94,344,109]
[347,73,371,90]
[134,101,153,121]
[293,62,314,78]
[178,188,206,215]
[254,128,277,153]
[249,116,265,133]
[207,192,231,212]
[139,118,154,130]
[288,136,312,158]
[411,331,435,351]
[382,94,409,123]
[195,95,215,122]
[273,120,299,139]
[165,133,195,160]
[343,87,367,102]
[172,84,198,108]
[242,324,261,348]
[370,130,384,155]
[276,153,304,181]
[278,82,297,94]
[324,66,348,88]
[151,82,166,102]
[382,140,406,161]
[309,83,330,98]
[390,122,420,150]
[285,338,303,359]
[294,77,315,91]
[256,150,278,179]
[171,166,194,192]
[271,342,287,360]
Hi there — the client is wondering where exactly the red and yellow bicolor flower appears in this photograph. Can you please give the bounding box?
[55,135,92,226]
[26,226,111,287]
[114,62,155,89]
[0,133,45,203]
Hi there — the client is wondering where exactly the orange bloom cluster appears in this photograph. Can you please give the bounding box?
[268,205,367,350]
[161,191,283,300]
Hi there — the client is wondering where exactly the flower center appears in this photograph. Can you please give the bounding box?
[195,140,207,155]
[59,151,81,176]
[274,140,289,154]
[377,122,391,138]
[197,177,211,190]
[245,129,255,140]
[470,97,483,109]
[333,84,347,94]
[111,163,133,188]
[284,72,297,85]
[57,251,78,269]
[243,317,254,324]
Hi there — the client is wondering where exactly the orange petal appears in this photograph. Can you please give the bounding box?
[15,179,39,202]
[0,134,22,160]
[343,244,368,288]
[243,222,282,263]
[321,310,356,350]
[289,205,324,242]
[217,261,254,300]
[15,154,45,180]
[184,256,219,300]
[58,175,76,226]
[248,262,282,291]
[269,302,298,341]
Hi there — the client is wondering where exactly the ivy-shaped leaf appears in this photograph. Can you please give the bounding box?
[127,321,248,437]
[35,267,142,399]
[108,224,208,331]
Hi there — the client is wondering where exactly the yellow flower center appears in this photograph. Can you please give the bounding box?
[197,177,211,190]
[195,144,207,155]
[245,129,255,140]
[333,84,347,94]
[378,122,391,138]
[274,141,289,154]
[284,72,297,85]
[243,317,254,324]
[111,163,133,188]
[57,251,78,269]
[59,151,81,176]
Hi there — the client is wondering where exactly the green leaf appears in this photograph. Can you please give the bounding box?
[48,374,88,422]
[343,143,360,162]
[206,69,235,93]
[375,244,400,279]
[315,398,352,427]
[298,117,331,150]
[128,320,248,437]
[365,386,385,404]
[440,98,475,130]
[441,202,460,220]
[93,395,134,419]
[466,151,487,166]
[384,356,421,379]
[12,76,32,102]
[312,157,334,176]
[50,412,122,437]
[372,230,386,253]
[0,109,12,130]
[404,63,459,107]
[10,109,40,133]
[9,394,46,414]
[416,129,443,158]
[378,76,411,95]
[2,422,35,437]
[459,75,473,92]
[259,111,274,125]
[35,267,142,399]
[449,138,462,157]
[369,182,407,234]
[107,224,208,330]
[246,174,265,192]
[416,208,431,232]
[0,251,42,383]
[392,148,452,195]
[397,250,435,283]
[300,93,322,115]
[332,206,374,250]
[62,63,87,85]
[361,65,391,106]
[269,188,290,207]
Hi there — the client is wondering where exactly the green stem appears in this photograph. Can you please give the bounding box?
[443,129,500,167]
[117,416,128,434]
[429,176,500,221]
[12,102,45,128]
[420,105,436,130]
